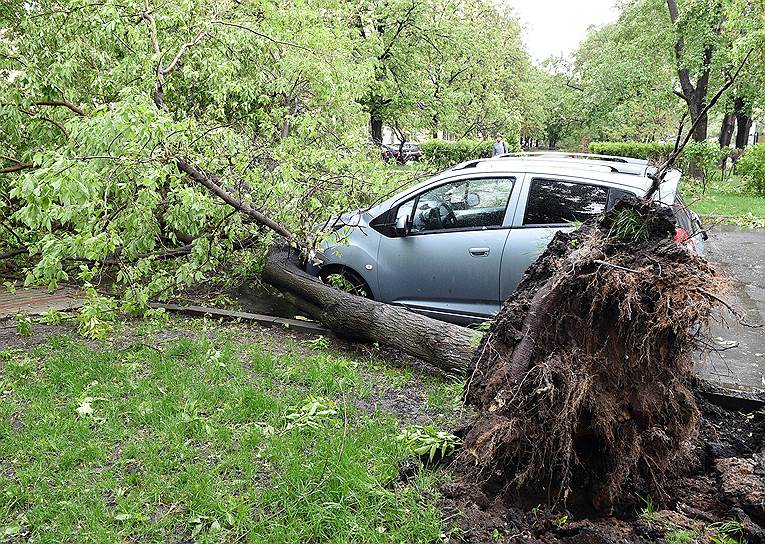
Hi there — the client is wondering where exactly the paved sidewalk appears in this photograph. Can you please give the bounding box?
[0,286,83,318]
[697,226,765,391]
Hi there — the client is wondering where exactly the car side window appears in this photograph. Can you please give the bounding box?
[408,177,514,234]
[523,178,609,226]
[395,200,415,225]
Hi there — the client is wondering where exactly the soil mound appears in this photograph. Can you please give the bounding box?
[460,198,727,510]
[442,396,764,543]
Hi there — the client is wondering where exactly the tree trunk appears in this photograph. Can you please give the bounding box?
[370,115,383,145]
[689,100,708,142]
[734,97,752,149]
[261,247,476,375]
[686,99,708,178]
[719,111,736,148]
[666,0,716,146]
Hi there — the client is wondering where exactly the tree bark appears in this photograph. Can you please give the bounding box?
[719,111,736,148]
[690,104,708,142]
[370,114,383,145]
[261,246,476,375]
[734,97,752,149]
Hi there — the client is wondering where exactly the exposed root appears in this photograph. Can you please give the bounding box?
[460,198,727,510]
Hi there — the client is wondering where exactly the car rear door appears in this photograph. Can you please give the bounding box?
[500,176,622,300]
[376,175,520,323]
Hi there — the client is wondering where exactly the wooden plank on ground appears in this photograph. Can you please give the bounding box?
[148,302,331,336]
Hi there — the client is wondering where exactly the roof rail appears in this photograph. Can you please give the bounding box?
[452,160,483,170]
[452,157,624,176]
[502,155,647,176]
[503,151,649,166]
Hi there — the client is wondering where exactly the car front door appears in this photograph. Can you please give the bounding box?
[377,176,518,323]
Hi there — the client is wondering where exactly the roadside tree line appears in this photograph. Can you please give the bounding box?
[534,0,765,150]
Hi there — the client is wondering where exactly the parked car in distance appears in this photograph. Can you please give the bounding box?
[381,144,400,163]
[307,152,706,325]
[381,142,422,164]
[398,142,422,163]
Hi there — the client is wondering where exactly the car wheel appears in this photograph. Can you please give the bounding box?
[319,267,373,299]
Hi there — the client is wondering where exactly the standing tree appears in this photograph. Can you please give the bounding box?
[666,0,726,142]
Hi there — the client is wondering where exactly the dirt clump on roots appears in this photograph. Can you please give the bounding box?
[459,197,727,512]
[440,395,764,543]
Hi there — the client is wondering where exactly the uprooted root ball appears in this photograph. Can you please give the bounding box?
[460,198,726,510]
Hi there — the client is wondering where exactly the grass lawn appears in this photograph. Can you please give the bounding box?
[0,317,465,542]
[683,177,765,228]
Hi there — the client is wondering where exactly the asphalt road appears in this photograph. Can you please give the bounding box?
[698,226,765,391]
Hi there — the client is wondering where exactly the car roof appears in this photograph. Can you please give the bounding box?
[365,153,681,217]
[502,151,649,166]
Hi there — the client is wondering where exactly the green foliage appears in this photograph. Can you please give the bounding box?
[589,141,675,161]
[284,396,338,431]
[303,335,330,351]
[0,0,533,309]
[0,0,418,305]
[14,314,33,338]
[677,140,725,181]
[640,495,658,522]
[38,308,69,325]
[547,0,765,147]
[325,273,355,292]
[608,208,651,242]
[665,529,695,544]
[397,425,461,461]
[707,519,744,543]
[75,286,117,340]
[359,1,532,140]
[420,139,498,169]
[661,518,745,544]
[738,144,765,196]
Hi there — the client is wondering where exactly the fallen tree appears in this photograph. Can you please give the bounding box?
[261,246,476,375]
[4,4,762,534]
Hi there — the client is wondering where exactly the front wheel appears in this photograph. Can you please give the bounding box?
[319,268,373,299]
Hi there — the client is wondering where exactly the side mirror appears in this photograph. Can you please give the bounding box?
[394,214,410,237]
[466,192,480,207]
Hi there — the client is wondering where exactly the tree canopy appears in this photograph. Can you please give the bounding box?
[529,0,765,148]
[0,0,534,313]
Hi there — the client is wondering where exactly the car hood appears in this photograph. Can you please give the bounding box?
[315,209,373,238]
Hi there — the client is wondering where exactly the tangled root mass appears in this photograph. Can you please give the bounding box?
[461,198,725,510]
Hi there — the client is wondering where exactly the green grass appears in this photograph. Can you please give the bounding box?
[684,177,765,227]
[0,323,461,542]
[665,529,696,544]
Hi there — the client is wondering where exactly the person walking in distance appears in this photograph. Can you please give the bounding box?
[492,133,508,156]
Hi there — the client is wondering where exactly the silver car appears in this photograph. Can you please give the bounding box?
[307,152,706,325]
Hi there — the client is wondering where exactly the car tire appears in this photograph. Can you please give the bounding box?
[319,267,373,299]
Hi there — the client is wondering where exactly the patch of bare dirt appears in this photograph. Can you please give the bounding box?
[0,320,70,350]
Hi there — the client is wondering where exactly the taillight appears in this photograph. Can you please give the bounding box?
[674,227,697,253]
[674,227,689,243]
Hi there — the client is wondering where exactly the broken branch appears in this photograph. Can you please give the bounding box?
[34,100,86,116]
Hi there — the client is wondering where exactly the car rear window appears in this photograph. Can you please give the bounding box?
[523,178,609,225]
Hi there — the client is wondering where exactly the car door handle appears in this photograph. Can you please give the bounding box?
[469,247,490,257]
